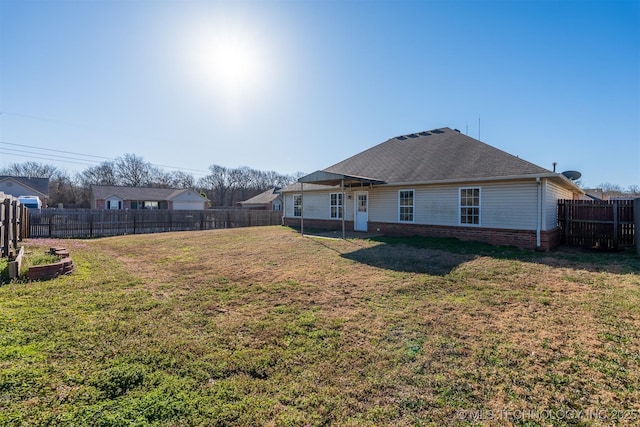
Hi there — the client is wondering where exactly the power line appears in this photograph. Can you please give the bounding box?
[0,150,104,167]
[0,141,114,160]
[0,140,211,176]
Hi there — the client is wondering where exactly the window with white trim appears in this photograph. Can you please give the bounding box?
[330,193,343,219]
[293,194,302,217]
[398,190,414,222]
[460,187,480,225]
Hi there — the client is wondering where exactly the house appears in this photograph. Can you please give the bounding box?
[281,127,583,250]
[0,176,50,207]
[237,187,282,210]
[90,185,209,210]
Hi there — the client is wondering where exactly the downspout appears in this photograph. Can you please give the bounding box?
[536,177,542,250]
[281,193,285,226]
[301,182,304,236]
[341,178,345,239]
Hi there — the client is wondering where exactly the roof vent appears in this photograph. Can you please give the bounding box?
[407,134,419,138]
[396,136,407,140]
[454,128,461,133]
[419,131,431,136]
[562,170,582,181]
[431,129,444,134]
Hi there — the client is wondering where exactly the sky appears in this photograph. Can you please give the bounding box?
[0,0,638,189]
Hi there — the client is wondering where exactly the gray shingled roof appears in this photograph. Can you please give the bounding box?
[323,127,551,184]
[0,176,50,196]
[91,185,205,200]
[239,187,281,205]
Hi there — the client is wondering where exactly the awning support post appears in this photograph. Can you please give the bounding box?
[341,178,345,239]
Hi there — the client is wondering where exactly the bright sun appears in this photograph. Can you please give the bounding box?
[187,23,272,105]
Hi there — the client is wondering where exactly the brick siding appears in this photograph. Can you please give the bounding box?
[284,217,561,250]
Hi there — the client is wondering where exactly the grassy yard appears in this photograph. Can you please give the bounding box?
[1,226,639,426]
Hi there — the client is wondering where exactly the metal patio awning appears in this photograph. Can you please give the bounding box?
[296,171,384,240]
[297,170,385,186]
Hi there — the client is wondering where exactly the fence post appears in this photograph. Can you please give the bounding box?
[2,199,9,257]
[564,201,570,245]
[11,200,18,251]
[635,198,639,256]
[613,202,619,250]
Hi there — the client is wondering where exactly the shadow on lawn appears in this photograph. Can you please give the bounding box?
[361,235,640,275]
[339,242,475,275]
[303,232,471,276]
[297,227,639,275]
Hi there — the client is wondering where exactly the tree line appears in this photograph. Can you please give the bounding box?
[0,154,304,208]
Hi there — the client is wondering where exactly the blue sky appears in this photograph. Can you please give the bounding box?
[1,0,638,188]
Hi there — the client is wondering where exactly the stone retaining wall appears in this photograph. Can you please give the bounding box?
[26,247,74,281]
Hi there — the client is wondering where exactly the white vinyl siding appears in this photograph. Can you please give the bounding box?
[284,179,574,231]
[475,181,538,230]
[172,190,207,210]
[544,179,575,230]
[369,181,540,230]
[284,190,353,220]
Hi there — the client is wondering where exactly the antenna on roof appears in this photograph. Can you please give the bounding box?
[478,116,481,140]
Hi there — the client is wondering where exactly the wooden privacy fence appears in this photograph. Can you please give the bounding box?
[1,193,29,257]
[558,199,635,250]
[29,209,283,238]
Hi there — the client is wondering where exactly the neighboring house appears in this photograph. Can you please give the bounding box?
[581,188,604,201]
[90,185,209,210]
[281,127,583,250]
[237,187,283,210]
[0,176,50,207]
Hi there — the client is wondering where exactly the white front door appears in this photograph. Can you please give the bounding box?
[354,192,368,231]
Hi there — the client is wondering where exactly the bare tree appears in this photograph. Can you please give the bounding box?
[115,153,154,187]
[0,161,59,178]
[77,162,118,186]
[199,165,233,206]
[170,171,195,189]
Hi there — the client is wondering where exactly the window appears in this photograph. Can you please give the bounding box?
[330,193,343,219]
[293,194,302,217]
[273,202,281,211]
[398,190,414,222]
[106,198,122,210]
[460,188,480,225]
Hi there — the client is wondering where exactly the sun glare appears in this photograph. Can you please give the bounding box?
[187,22,273,106]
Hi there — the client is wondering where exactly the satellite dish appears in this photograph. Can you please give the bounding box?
[562,170,581,181]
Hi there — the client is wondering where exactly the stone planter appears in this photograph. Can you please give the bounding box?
[26,247,74,281]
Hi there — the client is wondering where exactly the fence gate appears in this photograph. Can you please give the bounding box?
[558,199,635,250]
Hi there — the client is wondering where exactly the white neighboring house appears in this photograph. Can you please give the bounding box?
[237,187,282,210]
[0,176,49,207]
[281,127,583,250]
[90,185,209,210]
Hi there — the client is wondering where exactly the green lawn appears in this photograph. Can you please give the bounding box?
[1,226,639,426]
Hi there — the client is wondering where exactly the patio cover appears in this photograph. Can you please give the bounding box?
[298,170,385,186]
[297,171,385,239]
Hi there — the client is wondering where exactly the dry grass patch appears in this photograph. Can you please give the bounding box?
[1,226,639,425]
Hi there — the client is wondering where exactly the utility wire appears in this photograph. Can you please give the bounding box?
[0,150,105,167]
[0,140,211,175]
